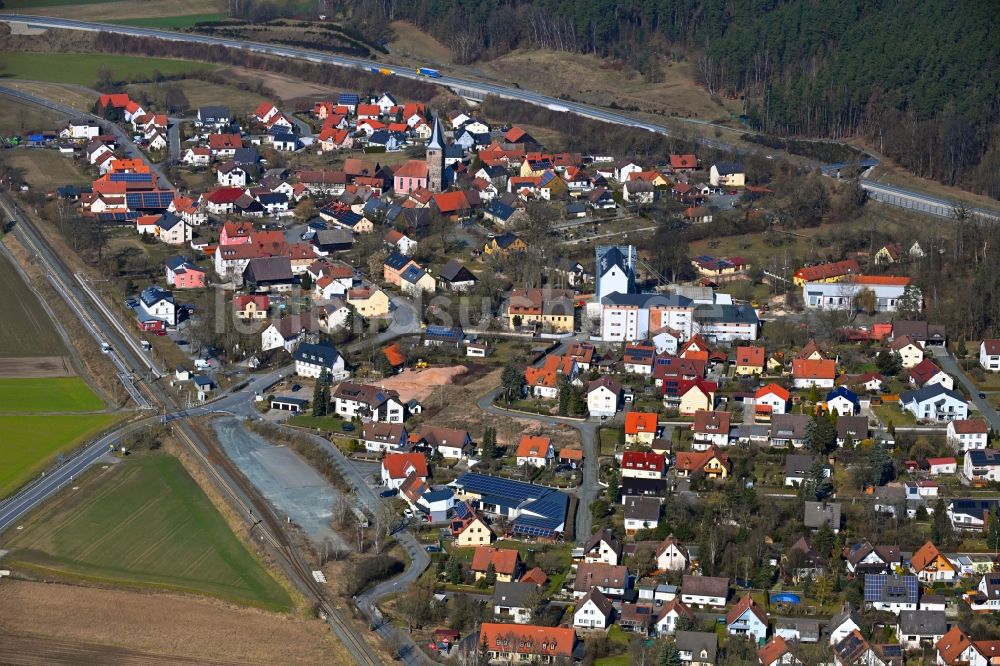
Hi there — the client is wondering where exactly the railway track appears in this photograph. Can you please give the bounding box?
[3,195,382,666]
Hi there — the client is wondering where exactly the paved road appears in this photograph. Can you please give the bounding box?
[3,15,1000,222]
[932,348,1000,430]
[476,388,602,542]
[0,85,175,190]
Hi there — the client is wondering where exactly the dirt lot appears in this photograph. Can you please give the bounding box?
[0,579,341,665]
[373,365,469,403]
[415,366,581,449]
[0,356,73,378]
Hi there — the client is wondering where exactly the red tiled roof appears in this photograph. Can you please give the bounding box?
[792,359,836,380]
[755,383,790,401]
[381,452,427,480]
[478,623,574,658]
[669,154,697,169]
[621,450,665,472]
[471,547,520,575]
[624,411,658,435]
[949,418,988,434]
[736,346,765,367]
[515,435,551,459]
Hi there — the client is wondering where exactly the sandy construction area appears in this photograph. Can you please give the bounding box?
[0,579,343,665]
[0,356,74,378]
[374,366,470,403]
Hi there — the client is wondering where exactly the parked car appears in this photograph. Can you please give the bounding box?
[403,508,414,518]
[341,422,355,432]
[379,488,398,498]
[424,545,440,553]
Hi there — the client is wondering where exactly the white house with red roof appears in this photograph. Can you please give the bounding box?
[515,435,554,468]
[620,451,667,480]
[947,419,989,452]
[980,339,1000,372]
[754,383,790,421]
[380,452,428,489]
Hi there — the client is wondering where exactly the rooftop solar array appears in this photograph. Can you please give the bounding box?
[864,574,918,602]
[127,190,175,210]
[110,171,154,183]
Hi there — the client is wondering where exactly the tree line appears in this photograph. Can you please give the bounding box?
[354,0,1000,200]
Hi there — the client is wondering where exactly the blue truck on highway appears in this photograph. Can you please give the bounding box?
[416,67,441,78]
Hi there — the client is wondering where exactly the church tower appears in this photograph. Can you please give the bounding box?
[426,114,445,193]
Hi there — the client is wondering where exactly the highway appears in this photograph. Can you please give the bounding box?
[3,14,999,222]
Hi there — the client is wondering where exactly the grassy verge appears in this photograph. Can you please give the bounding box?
[871,404,917,427]
[5,453,293,611]
[0,52,212,88]
[0,413,122,498]
[110,13,227,28]
[0,252,68,358]
[0,377,104,412]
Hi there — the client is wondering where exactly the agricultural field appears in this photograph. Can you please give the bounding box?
[0,52,212,88]
[4,453,294,611]
[3,0,225,22]
[4,149,90,190]
[0,413,120,497]
[0,377,104,412]
[0,97,64,137]
[0,252,68,358]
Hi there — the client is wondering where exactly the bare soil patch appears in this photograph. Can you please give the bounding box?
[0,579,341,665]
[419,367,581,449]
[218,66,336,102]
[0,633,243,666]
[0,356,74,378]
[375,365,469,403]
[0,80,96,113]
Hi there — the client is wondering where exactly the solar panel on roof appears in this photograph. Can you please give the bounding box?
[110,171,154,183]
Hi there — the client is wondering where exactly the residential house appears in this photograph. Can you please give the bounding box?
[792,359,836,389]
[524,354,578,399]
[656,535,690,572]
[709,162,744,187]
[138,286,175,326]
[582,529,622,566]
[734,346,765,375]
[379,452,428,490]
[515,435,554,468]
[333,382,405,423]
[804,501,841,533]
[979,339,1000,371]
[164,256,206,289]
[436,260,477,292]
[890,335,925,369]
[398,265,436,296]
[624,411,659,445]
[623,344,657,375]
[909,541,957,582]
[896,610,946,650]
[417,425,474,460]
[506,288,574,333]
[726,594,768,645]
[587,376,622,417]
[676,631,718,666]
[844,541,902,576]
[759,637,801,666]
[244,256,295,292]
[927,457,957,475]
[770,414,811,449]
[909,358,953,390]
[382,251,419,287]
[792,260,861,286]
[233,294,269,320]
[623,496,661,535]
[968,573,1000,612]
[899,385,968,422]
[825,386,860,416]
[836,415,870,447]
[864,574,919,613]
[935,625,991,666]
[675,447,731,480]
[293,342,346,380]
[573,562,628,598]
[681,575,729,608]
[574,588,614,630]
[361,422,408,454]
[828,605,863,646]
[383,229,417,256]
[963,449,1000,484]
[347,286,391,318]
[453,505,495,547]
[493,581,538,625]
[784,454,829,487]
[675,379,717,415]
[477,623,576,664]
[656,598,695,636]
[472,546,522,583]
[692,410,731,450]
[755,384,790,422]
[451,472,569,539]
[621,451,667,480]
[947,419,989,452]
[260,313,320,352]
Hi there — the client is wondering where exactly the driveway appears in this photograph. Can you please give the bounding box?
[932,348,1000,429]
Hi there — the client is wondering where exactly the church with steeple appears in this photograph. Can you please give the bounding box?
[425,114,445,193]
